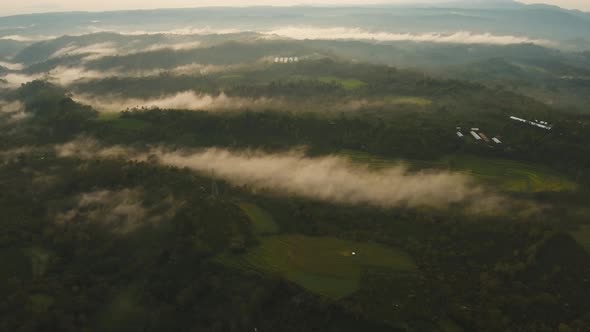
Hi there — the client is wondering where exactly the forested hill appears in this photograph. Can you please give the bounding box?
[1,8,590,330]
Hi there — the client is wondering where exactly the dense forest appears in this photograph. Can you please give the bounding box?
[1,5,590,330]
[1,65,590,331]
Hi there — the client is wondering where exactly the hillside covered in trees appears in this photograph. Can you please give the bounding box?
[1,3,590,332]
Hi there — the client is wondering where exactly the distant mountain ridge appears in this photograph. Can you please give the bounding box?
[0,4,588,50]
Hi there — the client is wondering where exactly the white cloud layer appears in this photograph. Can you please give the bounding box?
[0,61,24,70]
[266,27,556,46]
[0,35,56,41]
[72,91,279,112]
[55,138,508,213]
[0,100,28,123]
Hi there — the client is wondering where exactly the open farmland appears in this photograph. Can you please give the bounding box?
[218,235,416,299]
[445,155,578,193]
[340,150,577,193]
[317,76,367,90]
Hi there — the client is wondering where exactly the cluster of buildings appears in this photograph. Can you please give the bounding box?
[510,116,552,130]
[455,116,553,147]
[274,57,299,63]
[456,127,502,145]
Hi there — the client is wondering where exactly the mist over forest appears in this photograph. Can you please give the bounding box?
[1,2,590,332]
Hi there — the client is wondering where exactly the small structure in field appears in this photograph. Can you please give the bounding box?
[479,132,491,142]
[470,131,482,140]
[492,137,502,144]
[457,132,464,138]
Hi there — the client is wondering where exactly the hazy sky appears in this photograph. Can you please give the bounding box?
[1,0,589,16]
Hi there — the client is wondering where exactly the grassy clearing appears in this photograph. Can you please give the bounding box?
[444,155,577,193]
[571,225,590,254]
[238,202,279,235]
[340,150,577,193]
[318,76,367,90]
[96,112,148,131]
[96,112,122,121]
[109,118,149,131]
[217,74,244,81]
[218,235,416,299]
[383,96,432,107]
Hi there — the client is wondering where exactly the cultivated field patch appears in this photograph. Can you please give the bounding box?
[317,76,367,90]
[340,150,577,193]
[237,202,279,235]
[218,235,416,299]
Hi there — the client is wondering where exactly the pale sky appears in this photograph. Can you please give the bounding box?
[1,0,589,16]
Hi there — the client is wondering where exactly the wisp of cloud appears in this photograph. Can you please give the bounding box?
[72,91,279,112]
[266,27,556,46]
[55,138,506,213]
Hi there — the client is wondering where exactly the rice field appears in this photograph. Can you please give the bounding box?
[340,150,577,193]
[218,235,416,299]
[237,202,279,235]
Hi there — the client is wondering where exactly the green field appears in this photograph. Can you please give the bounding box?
[444,155,577,193]
[96,112,122,121]
[237,202,279,235]
[383,96,432,107]
[318,76,367,90]
[96,113,149,130]
[571,225,590,254]
[218,235,416,299]
[341,150,577,193]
